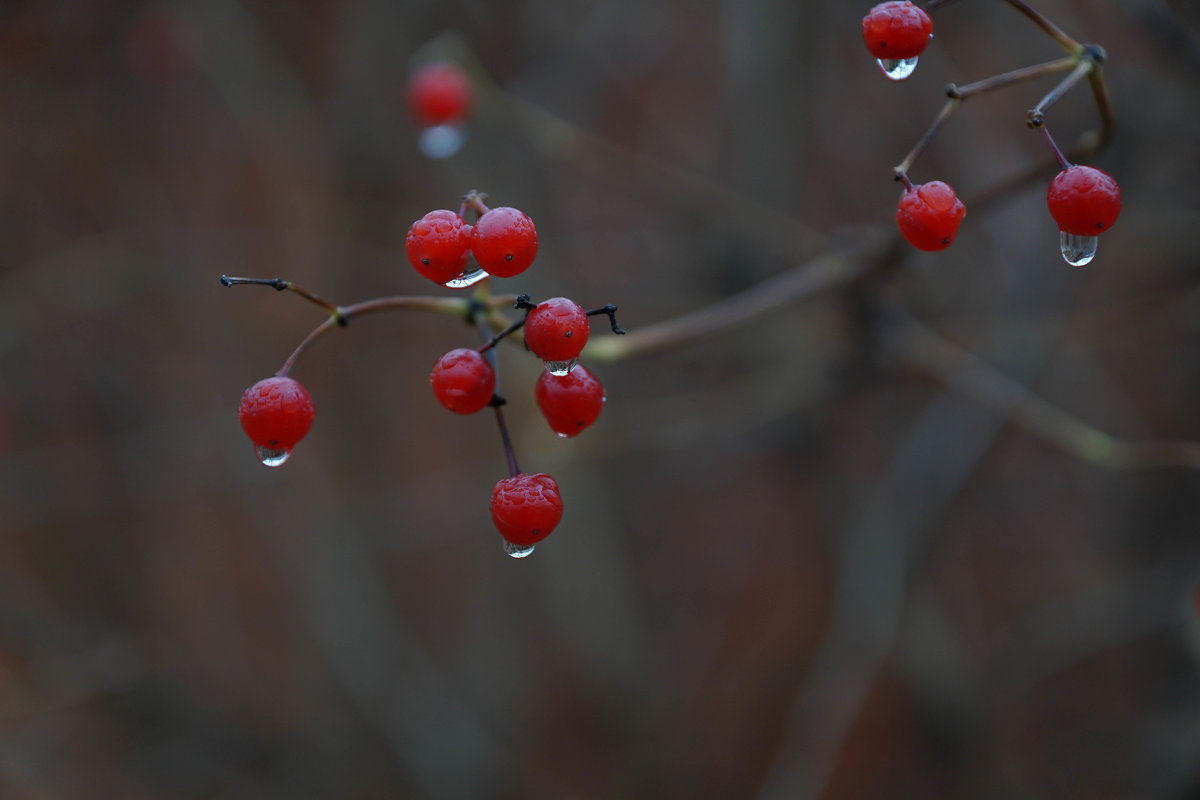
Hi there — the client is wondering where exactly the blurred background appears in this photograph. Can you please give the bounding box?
[1,0,1199,797]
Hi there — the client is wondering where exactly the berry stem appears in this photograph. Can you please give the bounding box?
[584,304,626,335]
[1001,0,1080,53]
[946,56,1076,102]
[491,401,521,478]
[462,189,490,218]
[220,275,346,324]
[471,295,521,479]
[1026,57,1092,128]
[477,294,536,354]
[1039,125,1072,170]
[894,98,959,180]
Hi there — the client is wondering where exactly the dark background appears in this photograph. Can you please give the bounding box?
[1,1,1199,797]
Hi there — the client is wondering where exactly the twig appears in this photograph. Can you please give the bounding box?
[585,231,892,362]
[893,318,1200,470]
[272,293,516,377]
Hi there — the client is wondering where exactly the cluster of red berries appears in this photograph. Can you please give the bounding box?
[426,291,616,553]
[861,1,1121,264]
[892,162,1120,261]
[430,297,607,433]
[234,192,623,558]
[405,196,538,287]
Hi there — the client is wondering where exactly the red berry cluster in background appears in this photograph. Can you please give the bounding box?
[406,60,474,159]
[224,191,623,558]
[407,61,473,127]
[860,1,1121,265]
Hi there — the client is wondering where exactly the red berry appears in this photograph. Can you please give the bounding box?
[490,473,563,546]
[430,348,496,414]
[405,209,473,285]
[238,376,315,465]
[524,297,590,363]
[536,365,606,437]
[1046,165,1121,236]
[470,207,538,278]
[896,180,967,251]
[408,61,473,127]
[862,1,933,60]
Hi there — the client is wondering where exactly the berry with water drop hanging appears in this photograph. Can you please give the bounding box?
[490,472,564,547]
[430,348,497,415]
[862,1,932,80]
[535,365,606,437]
[238,376,315,467]
[1047,165,1121,237]
[524,296,591,365]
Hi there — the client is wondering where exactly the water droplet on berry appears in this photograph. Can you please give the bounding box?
[877,56,919,80]
[503,540,536,559]
[255,445,290,467]
[417,124,466,159]
[1059,231,1099,266]
[543,359,578,376]
[443,267,490,289]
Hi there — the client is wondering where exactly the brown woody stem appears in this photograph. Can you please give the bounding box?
[1002,0,1080,52]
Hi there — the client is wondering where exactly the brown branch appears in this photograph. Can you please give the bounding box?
[894,318,1200,470]
[585,231,892,362]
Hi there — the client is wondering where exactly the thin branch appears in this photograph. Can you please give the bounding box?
[893,319,1200,470]
[1026,57,1093,127]
[275,294,516,377]
[895,98,959,180]
[585,231,892,362]
[1084,48,1116,149]
[948,56,1077,101]
[1002,0,1081,52]
[221,274,344,321]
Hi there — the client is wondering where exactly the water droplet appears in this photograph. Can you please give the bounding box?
[555,432,570,439]
[1059,231,1098,266]
[503,540,535,559]
[543,358,578,376]
[443,267,489,289]
[256,445,290,467]
[418,124,466,159]
[877,56,919,81]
